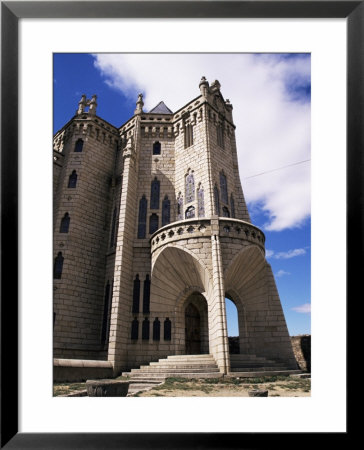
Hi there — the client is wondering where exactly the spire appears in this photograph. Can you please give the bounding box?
[134,93,144,115]
[199,76,209,97]
[148,101,173,114]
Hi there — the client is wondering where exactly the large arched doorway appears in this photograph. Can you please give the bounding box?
[184,292,209,355]
[225,297,239,354]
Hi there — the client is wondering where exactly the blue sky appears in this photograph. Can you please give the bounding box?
[54,53,311,336]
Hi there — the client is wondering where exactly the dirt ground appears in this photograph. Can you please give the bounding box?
[54,375,310,397]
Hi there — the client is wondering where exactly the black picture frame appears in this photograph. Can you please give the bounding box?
[1,1,358,448]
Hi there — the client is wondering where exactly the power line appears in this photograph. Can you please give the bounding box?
[243,159,310,179]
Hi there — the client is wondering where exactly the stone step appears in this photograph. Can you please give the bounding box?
[165,355,214,361]
[227,369,303,378]
[147,363,218,369]
[230,355,273,362]
[131,367,220,374]
[128,372,223,379]
[230,366,292,372]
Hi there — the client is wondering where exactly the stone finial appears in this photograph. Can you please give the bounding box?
[210,80,221,93]
[134,93,144,115]
[88,95,97,116]
[225,98,233,111]
[199,76,209,97]
[76,94,87,115]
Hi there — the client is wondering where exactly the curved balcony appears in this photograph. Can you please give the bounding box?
[150,217,265,255]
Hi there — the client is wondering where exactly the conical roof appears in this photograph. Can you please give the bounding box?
[148,101,173,114]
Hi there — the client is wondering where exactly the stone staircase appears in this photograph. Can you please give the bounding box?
[123,353,302,395]
[228,354,302,377]
[122,354,222,395]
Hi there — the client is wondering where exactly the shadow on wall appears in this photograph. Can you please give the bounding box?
[228,336,240,354]
[291,335,311,372]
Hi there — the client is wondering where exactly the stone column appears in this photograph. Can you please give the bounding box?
[108,131,140,375]
[209,216,230,373]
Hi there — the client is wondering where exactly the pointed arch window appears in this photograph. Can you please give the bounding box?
[162,195,170,227]
[222,206,230,217]
[143,275,151,314]
[60,213,70,233]
[142,318,150,340]
[132,274,140,314]
[149,214,159,235]
[185,206,195,219]
[153,141,161,155]
[137,195,147,239]
[164,318,172,341]
[217,124,224,149]
[74,138,84,152]
[220,172,228,204]
[150,177,160,209]
[101,281,112,345]
[131,318,139,340]
[68,170,77,188]
[230,194,235,218]
[214,185,220,216]
[110,207,117,247]
[54,252,64,279]
[185,172,195,203]
[153,318,161,341]
[177,194,183,221]
[197,186,205,217]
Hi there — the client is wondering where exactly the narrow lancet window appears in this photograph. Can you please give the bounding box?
[142,318,150,340]
[143,275,150,314]
[150,178,160,209]
[162,195,170,227]
[220,172,228,204]
[60,213,70,233]
[110,207,117,248]
[230,194,235,218]
[217,124,224,149]
[54,252,64,279]
[149,214,159,235]
[68,170,77,188]
[101,281,111,345]
[185,171,195,204]
[132,274,140,314]
[74,138,84,152]
[184,123,193,148]
[197,186,205,217]
[131,318,139,340]
[222,206,230,217]
[177,194,183,221]
[164,318,172,341]
[137,195,147,239]
[214,185,220,216]
[153,318,161,341]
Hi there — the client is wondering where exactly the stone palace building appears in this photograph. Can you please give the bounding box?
[53,77,297,378]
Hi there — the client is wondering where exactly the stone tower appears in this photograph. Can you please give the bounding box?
[53,79,297,375]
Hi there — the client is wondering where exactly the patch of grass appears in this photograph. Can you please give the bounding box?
[53,382,86,396]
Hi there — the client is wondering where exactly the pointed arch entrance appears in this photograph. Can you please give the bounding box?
[184,292,209,355]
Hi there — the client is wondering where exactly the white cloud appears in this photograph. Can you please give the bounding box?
[265,249,274,259]
[93,53,310,231]
[275,270,290,277]
[291,303,311,314]
[274,248,307,259]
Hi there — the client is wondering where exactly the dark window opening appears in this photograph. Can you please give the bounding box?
[74,138,84,152]
[149,213,159,235]
[131,318,139,340]
[184,124,193,148]
[164,318,172,341]
[137,195,147,238]
[68,170,77,188]
[214,186,220,215]
[101,281,112,345]
[150,177,160,210]
[132,274,140,314]
[153,318,161,341]
[222,206,230,217]
[142,318,150,340]
[177,194,183,221]
[54,252,64,279]
[220,172,228,204]
[110,207,117,248]
[60,213,70,233]
[143,275,151,314]
[230,194,235,218]
[153,141,161,155]
[162,196,170,227]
